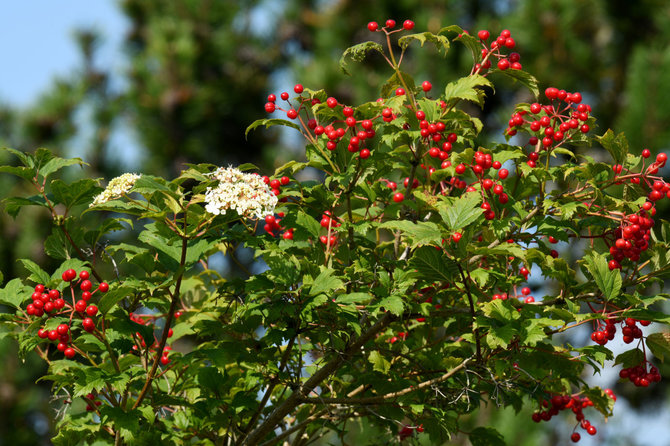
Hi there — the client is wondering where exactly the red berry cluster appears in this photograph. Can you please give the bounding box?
[31,269,109,359]
[531,391,615,443]
[507,87,591,162]
[589,314,660,386]
[475,28,522,72]
[262,212,294,240]
[318,210,340,247]
[367,19,416,33]
[129,311,181,365]
[619,361,661,387]
[607,207,656,270]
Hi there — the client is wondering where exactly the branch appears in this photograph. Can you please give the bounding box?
[238,312,396,445]
[298,357,472,405]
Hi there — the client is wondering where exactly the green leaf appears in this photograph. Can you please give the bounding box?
[51,178,101,209]
[485,325,516,349]
[583,388,615,417]
[368,350,391,374]
[245,118,301,138]
[443,74,493,108]
[39,155,85,179]
[440,25,480,61]
[409,246,458,283]
[296,211,322,238]
[98,285,133,314]
[19,259,51,286]
[646,332,670,362]
[379,220,442,248]
[339,41,384,75]
[613,348,645,368]
[380,70,416,99]
[439,192,482,230]
[309,267,344,297]
[0,165,36,182]
[584,252,621,300]
[494,68,539,98]
[379,295,405,316]
[597,129,628,164]
[469,426,506,446]
[0,278,31,309]
[398,32,450,55]
[3,196,49,218]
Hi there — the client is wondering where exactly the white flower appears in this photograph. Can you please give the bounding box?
[204,167,278,219]
[90,173,141,206]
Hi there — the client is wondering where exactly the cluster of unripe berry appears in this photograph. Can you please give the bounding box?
[507,87,591,161]
[531,390,616,443]
[30,269,108,359]
[129,311,181,366]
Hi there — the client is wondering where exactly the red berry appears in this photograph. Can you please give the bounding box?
[86,305,98,317]
[393,192,404,203]
[62,269,77,282]
[452,232,462,243]
[38,328,48,339]
[264,102,275,113]
[98,282,109,293]
[359,148,371,159]
[48,330,59,341]
[82,317,95,332]
[367,21,379,32]
[326,97,338,108]
[57,324,69,335]
[293,84,303,94]
[497,59,510,70]
[498,168,509,179]
[403,20,414,31]
[64,348,76,359]
[421,81,432,92]
[571,433,581,442]
[75,300,87,312]
[80,280,93,292]
[477,30,490,40]
[385,19,396,29]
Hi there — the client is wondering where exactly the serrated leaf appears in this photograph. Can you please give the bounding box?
[380,70,416,99]
[398,32,450,55]
[336,292,372,304]
[0,278,31,309]
[443,74,493,108]
[583,388,615,417]
[379,295,404,316]
[469,426,506,446]
[368,350,391,374]
[339,41,384,75]
[597,129,628,164]
[3,195,49,218]
[495,68,539,98]
[409,246,458,282]
[646,332,670,362]
[584,252,621,300]
[245,118,301,138]
[379,220,442,248]
[39,156,85,179]
[613,348,645,367]
[485,325,516,349]
[51,178,101,210]
[19,259,51,285]
[309,267,344,297]
[439,192,482,230]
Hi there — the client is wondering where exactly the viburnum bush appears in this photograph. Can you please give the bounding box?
[1,20,670,445]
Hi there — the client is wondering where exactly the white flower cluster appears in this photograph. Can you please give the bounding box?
[204,167,278,219]
[90,173,141,207]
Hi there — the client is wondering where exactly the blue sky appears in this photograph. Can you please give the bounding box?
[0,1,126,106]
